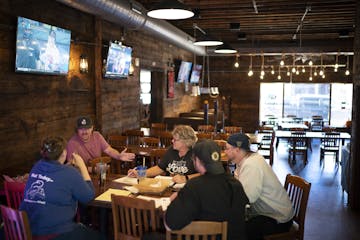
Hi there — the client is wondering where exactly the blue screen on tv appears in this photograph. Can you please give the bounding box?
[177,61,193,83]
[15,16,71,75]
[104,42,132,78]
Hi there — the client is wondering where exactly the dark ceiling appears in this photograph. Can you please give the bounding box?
[136,0,356,54]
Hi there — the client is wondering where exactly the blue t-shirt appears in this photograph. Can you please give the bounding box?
[20,159,94,236]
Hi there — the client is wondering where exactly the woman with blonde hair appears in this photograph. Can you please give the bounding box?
[128,125,199,183]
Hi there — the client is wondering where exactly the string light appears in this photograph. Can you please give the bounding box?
[234,54,239,68]
[334,52,339,72]
[248,54,253,77]
[309,66,313,81]
[302,66,306,73]
[277,65,281,80]
[286,67,290,76]
[271,65,275,75]
[345,55,350,76]
[260,53,265,77]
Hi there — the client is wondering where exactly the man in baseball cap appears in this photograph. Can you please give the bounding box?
[225,133,294,239]
[165,139,249,240]
[66,116,135,165]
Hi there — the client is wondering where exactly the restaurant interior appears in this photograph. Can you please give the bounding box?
[1,0,360,239]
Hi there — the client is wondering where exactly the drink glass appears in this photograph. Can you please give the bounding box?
[136,165,147,183]
[96,162,107,187]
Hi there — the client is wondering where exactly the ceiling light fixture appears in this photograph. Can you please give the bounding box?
[193,24,223,46]
[214,42,237,54]
[147,0,194,20]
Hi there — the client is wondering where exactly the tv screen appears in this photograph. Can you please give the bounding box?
[15,16,71,75]
[177,61,192,83]
[189,64,202,84]
[104,42,132,78]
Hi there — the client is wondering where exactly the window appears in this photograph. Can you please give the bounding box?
[140,69,151,104]
[260,83,352,127]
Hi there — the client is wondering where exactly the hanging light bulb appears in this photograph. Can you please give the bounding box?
[277,65,281,80]
[334,52,339,71]
[296,67,299,75]
[260,53,265,77]
[271,65,275,75]
[291,54,296,73]
[234,54,239,68]
[248,55,253,77]
[286,67,290,76]
[322,73,325,79]
[309,66,313,81]
[345,55,350,76]
[302,66,306,73]
[280,53,284,66]
[319,54,324,75]
[314,67,318,76]
[308,58,313,66]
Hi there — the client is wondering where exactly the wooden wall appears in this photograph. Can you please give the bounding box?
[0,0,199,175]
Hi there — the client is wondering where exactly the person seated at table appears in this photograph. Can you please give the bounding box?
[128,125,200,184]
[164,139,249,240]
[224,133,294,240]
[20,136,105,240]
[66,116,135,167]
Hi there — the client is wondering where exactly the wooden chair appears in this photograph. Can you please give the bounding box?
[258,131,275,166]
[223,126,242,134]
[0,204,32,240]
[150,123,167,135]
[111,194,158,240]
[4,181,26,209]
[196,132,214,140]
[156,131,173,148]
[166,221,228,240]
[88,156,112,174]
[197,125,215,133]
[108,134,128,150]
[320,132,341,166]
[287,131,308,165]
[213,132,230,141]
[141,137,161,147]
[214,139,227,151]
[150,148,167,166]
[264,174,311,240]
[123,129,144,145]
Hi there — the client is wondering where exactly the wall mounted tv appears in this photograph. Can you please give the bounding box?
[177,61,192,83]
[15,16,71,75]
[104,42,132,78]
[189,64,202,84]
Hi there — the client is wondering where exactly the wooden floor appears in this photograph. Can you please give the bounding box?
[272,139,360,240]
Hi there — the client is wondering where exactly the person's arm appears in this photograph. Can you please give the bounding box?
[127,165,164,178]
[104,146,135,162]
[237,160,263,203]
[72,153,91,181]
[172,173,201,183]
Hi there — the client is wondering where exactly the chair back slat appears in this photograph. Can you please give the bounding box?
[1,204,32,240]
[166,221,228,240]
[4,181,26,209]
[111,195,158,240]
[123,129,144,145]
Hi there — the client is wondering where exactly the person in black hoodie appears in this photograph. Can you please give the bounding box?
[20,136,105,240]
[164,139,249,240]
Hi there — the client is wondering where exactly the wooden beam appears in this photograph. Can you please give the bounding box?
[94,17,103,131]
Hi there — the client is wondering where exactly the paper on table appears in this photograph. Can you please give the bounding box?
[136,195,171,211]
[95,188,131,202]
[113,176,138,185]
[154,175,185,189]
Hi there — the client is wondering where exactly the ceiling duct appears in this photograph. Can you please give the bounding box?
[56,0,206,56]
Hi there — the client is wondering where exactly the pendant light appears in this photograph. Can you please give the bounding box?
[147,0,194,20]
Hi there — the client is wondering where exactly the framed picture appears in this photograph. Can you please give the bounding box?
[167,70,175,98]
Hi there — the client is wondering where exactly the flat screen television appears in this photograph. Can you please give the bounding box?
[104,42,132,78]
[177,61,192,83]
[189,64,202,84]
[15,16,71,75]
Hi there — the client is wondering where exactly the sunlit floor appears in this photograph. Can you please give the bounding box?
[272,139,360,240]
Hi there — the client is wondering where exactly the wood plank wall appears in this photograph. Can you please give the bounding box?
[0,0,198,175]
